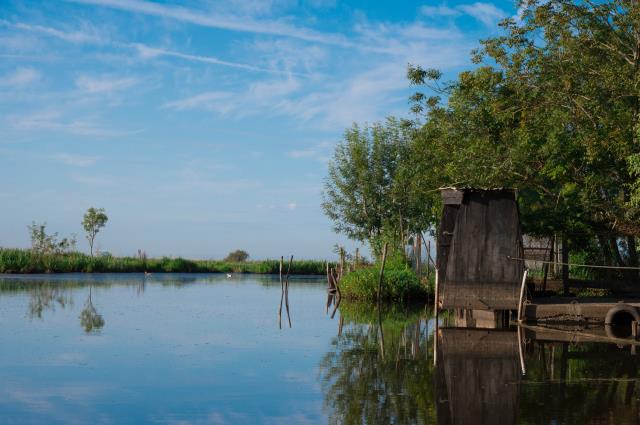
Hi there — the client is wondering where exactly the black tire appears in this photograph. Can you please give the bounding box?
[605,304,640,339]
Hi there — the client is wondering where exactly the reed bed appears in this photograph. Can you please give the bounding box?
[0,248,326,275]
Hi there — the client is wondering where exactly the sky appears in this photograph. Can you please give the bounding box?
[0,0,516,260]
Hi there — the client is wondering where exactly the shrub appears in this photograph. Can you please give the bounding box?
[339,266,426,302]
[224,250,249,262]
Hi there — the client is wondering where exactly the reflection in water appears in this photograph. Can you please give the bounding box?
[1,275,640,424]
[323,303,640,425]
[436,328,520,425]
[79,287,104,333]
[27,284,73,319]
[320,304,435,425]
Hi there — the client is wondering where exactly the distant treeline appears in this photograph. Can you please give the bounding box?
[0,248,326,275]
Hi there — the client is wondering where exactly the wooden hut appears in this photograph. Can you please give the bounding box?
[437,188,524,311]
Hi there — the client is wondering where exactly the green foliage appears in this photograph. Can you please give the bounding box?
[407,0,640,245]
[339,265,426,302]
[79,292,104,333]
[322,119,437,259]
[82,207,108,256]
[27,222,76,255]
[0,248,326,275]
[224,250,249,262]
[319,304,434,424]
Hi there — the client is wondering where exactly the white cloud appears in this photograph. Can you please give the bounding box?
[420,3,508,27]
[0,19,102,44]
[162,91,234,112]
[8,110,139,137]
[54,153,100,167]
[75,75,138,94]
[70,0,354,47]
[288,149,317,159]
[287,141,333,162]
[0,68,41,87]
[420,5,461,17]
[286,202,297,210]
[133,44,285,74]
[458,2,507,27]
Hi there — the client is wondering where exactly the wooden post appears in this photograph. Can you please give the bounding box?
[562,235,570,295]
[433,268,440,317]
[416,233,422,277]
[426,240,431,280]
[377,243,389,305]
[542,235,554,293]
[339,247,345,279]
[278,256,284,320]
[355,247,360,269]
[517,269,529,322]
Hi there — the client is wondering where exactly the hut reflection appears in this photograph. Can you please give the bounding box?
[435,327,520,425]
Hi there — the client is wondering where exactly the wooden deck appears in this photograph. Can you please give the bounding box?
[523,296,640,323]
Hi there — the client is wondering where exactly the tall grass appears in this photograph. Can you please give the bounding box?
[0,248,326,275]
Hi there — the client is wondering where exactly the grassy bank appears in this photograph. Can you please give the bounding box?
[0,248,326,275]
[339,263,431,302]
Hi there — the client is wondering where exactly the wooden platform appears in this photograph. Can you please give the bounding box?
[523,296,640,323]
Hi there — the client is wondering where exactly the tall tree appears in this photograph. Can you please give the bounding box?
[322,119,436,258]
[82,208,108,256]
[408,0,640,257]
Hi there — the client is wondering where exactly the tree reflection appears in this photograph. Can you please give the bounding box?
[319,303,436,425]
[79,287,104,333]
[28,284,73,319]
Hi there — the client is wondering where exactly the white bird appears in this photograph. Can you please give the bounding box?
[226,273,232,278]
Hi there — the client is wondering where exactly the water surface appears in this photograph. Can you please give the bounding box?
[0,273,638,424]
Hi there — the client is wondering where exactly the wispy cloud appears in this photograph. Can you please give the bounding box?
[69,0,354,47]
[162,91,234,112]
[133,44,285,74]
[0,68,41,87]
[459,3,507,27]
[420,2,507,27]
[8,110,139,137]
[0,19,101,43]
[54,153,100,167]
[75,75,138,94]
[287,142,332,162]
[420,5,461,17]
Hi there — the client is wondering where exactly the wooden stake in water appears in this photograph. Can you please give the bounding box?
[377,243,389,305]
[278,256,284,329]
[433,269,439,318]
[284,255,293,328]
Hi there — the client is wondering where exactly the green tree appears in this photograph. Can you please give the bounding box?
[323,119,436,259]
[407,0,640,270]
[224,249,249,262]
[82,208,108,256]
[28,222,77,255]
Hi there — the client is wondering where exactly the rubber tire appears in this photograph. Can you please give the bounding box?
[604,304,640,325]
[604,304,640,339]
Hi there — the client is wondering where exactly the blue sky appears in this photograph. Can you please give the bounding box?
[0,0,516,259]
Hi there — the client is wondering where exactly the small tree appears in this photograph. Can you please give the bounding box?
[224,250,249,262]
[28,222,77,255]
[82,208,108,256]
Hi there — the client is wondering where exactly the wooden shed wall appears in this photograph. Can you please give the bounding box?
[438,190,524,310]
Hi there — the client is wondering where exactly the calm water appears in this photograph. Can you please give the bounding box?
[0,273,638,424]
